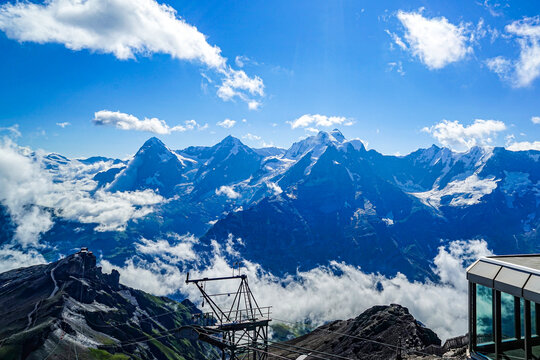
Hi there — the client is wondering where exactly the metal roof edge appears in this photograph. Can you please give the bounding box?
[480,257,540,277]
[465,258,483,274]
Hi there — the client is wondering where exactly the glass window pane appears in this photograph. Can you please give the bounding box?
[501,292,516,340]
[521,298,525,339]
[476,284,494,345]
[533,303,538,337]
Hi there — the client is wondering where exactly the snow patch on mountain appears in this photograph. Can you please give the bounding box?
[412,174,500,208]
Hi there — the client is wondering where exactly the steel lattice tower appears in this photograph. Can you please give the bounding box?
[185,273,271,360]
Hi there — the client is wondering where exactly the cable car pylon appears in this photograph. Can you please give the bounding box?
[185,272,271,360]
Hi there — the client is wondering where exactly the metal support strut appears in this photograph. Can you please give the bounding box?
[185,272,271,360]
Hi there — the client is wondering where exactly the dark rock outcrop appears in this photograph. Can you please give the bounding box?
[0,249,216,360]
[269,304,453,360]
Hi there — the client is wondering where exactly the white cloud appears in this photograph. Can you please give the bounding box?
[184,119,207,131]
[217,67,264,104]
[387,61,405,75]
[56,188,164,232]
[0,245,46,273]
[215,185,240,199]
[135,234,198,264]
[479,0,507,17]
[0,139,54,245]
[104,238,492,341]
[507,141,540,151]
[217,119,236,129]
[486,56,513,80]
[242,133,262,141]
[0,124,21,138]
[93,110,196,134]
[241,133,273,147]
[422,119,507,150]
[394,10,472,69]
[235,55,249,68]
[432,240,492,292]
[101,257,183,296]
[0,139,165,245]
[486,17,540,87]
[0,0,263,107]
[56,122,71,128]
[288,114,351,129]
[532,116,540,124]
[248,100,261,111]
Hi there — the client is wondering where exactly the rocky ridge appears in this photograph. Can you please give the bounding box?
[0,249,215,360]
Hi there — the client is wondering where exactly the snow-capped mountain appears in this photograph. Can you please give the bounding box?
[108,137,195,196]
[1,129,538,280]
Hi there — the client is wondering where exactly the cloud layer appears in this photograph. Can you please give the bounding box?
[0,0,263,106]
[0,139,164,246]
[422,119,506,150]
[506,141,540,151]
[93,110,205,134]
[102,237,492,341]
[393,10,472,69]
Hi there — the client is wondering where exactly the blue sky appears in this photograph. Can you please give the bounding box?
[0,0,539,157]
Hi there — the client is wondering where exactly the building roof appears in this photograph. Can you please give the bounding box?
[467,255,540,303]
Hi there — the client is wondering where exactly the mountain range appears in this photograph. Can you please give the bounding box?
[1,129,538,280]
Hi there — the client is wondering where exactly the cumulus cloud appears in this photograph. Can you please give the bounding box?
[0,139,54,245]
[433,240,492,292]
[215,185,240,199]
[392,10,472,69]
[0,245,46,273]
[101,257,183,296]
[506,141,540,151]
[104,238,492,341]
[486,17,540,87]
[248,100,261,111]
[93,110,205,134]
[288,114,352,129]
[217,68,264,105]
[55,188,164,232]
[422,119,507,151]
[135,234,198,264]
[56,122,71,128]
[217,119,236,129]
[0,0,263,107]
[0,139,165,245]
[532,116,540,124]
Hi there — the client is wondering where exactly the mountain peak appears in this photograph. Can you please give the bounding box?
[330,128,345,142]
[213,135,249,156]
[142,136,166,149]
[220,135,243,146]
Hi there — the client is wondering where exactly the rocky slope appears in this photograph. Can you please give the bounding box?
[0,249,216,360]
[269,304,466,360]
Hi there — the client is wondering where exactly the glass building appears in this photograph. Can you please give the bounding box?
[467,255,540,360]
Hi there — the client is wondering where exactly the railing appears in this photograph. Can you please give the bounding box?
[192,306,272,326]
